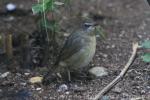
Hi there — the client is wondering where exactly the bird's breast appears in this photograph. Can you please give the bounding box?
[69,36,96,70]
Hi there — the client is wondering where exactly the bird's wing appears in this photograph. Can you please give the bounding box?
[56,31,85,64]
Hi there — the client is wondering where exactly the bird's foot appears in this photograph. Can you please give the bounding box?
[71,71,89,81]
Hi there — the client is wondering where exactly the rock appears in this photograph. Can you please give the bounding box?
[36,88,42,91]
[82,12,89,18]
[112,86,122,93]
[0,72,10,78]
[122,93,129,98]
[7,16,15,21]
[101,96,110,100]
[102,54,108,58]
[59,95,65,99]
[89,67,108,77]
[20,82,27,86]
[65,91,70,95]
[6,3,16,12]
[130,97,143,100]
[16,73,22,77]
[54,1,64,6]
[57,84,68,92]
[24,73,30,76]
[111,44,115,48]
[63,33,70,37]
[140,90,146,94]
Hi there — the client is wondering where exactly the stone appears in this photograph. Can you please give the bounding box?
[24,73,30,76]
[57,84,68,92]
[6,3,16,12]
[36,88,42,91]
[130,97,143,100]
[0,72,10,78]
[112,86,122,93]
[89,67,108,77]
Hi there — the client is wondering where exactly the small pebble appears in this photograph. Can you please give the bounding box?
[16,73,22,76]
[57,84,68,92]
[112,87,122,93]
[130,97,142,100]
[65,91,70,95]
[102,96,110,100]
[54,1,64,6]
[63,33,69,37]
[140,90,146,94]
[7,16,15,21]
[122,93,129,98]
[89,67,108,77]
[24,73,30,76]
[103,54,108,58]
[106,45,110,49]
[0,72,10,78]
[111,44,115,48]
[36,88,42,91]
[20,82,27,86]
[6,3,16,12]
[60,95,65,98]
[138,35,142,39]
[82,12,89,18]
[43,96,48,99]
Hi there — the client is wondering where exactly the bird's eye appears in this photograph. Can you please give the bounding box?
[83,23,93,28]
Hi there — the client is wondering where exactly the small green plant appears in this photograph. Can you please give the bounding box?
[32,0,72,46]
[95,26,107,39]
[31,0,72,66]
[32,0,71,13]
[140,40,150,62]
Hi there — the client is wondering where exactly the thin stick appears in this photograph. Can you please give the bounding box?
[5,34,13,59]
[93,42,139,100]
[42,0,50,43]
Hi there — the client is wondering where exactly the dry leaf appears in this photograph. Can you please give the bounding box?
[29,76,43,84]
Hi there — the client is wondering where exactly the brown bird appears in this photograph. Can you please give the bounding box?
[43,23,97,85]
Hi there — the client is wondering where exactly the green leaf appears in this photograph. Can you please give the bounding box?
[142,53,150,62]
[46,0,55,11]
[32,4,44,14]
[141,40,150,49]
[32,0,55,14]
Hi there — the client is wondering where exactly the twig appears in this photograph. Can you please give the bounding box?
[5,33,13,59]
[93,42,139,100]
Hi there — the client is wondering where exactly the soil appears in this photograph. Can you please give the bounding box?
[0,0,150,100]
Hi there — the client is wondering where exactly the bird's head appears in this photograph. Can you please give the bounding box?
[83,22,106,39]
[83,22,97,36]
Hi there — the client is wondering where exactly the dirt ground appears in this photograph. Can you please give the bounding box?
[0,0,150,100]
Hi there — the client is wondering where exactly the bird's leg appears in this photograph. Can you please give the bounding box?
[67,69,71,82]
